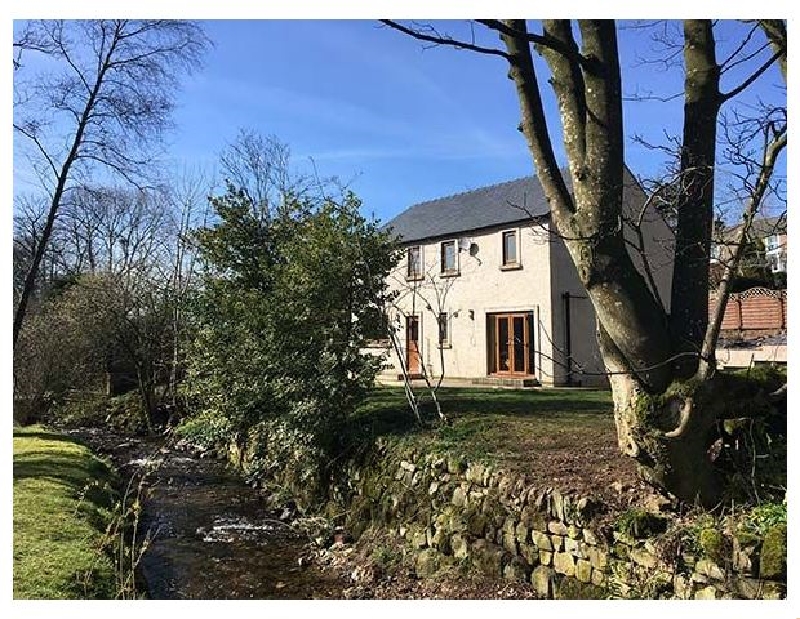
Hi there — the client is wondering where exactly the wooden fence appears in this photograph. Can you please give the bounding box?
[710,287,786,336]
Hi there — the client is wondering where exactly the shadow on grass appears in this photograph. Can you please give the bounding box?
[13,429,84,445]
[14,448,118,533]
[346,386,613,441]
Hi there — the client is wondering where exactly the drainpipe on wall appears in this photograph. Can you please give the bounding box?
[562,292,572,386]
[536,305,542,379]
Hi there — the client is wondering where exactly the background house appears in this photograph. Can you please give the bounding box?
[370,168,674,388]
[710,215,787,287]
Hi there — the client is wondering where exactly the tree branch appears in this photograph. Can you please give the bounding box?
[758,20,787,82]
[719,48,783,103]
[476,19,592,70]
[379,20,509,59]
[498,19,575,217]
[697,124,787,380]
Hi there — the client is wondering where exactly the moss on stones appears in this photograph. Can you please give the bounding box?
[697,527,723,562]
[759,523,787,579]
[415,548,442,578]
[614,508,668,539]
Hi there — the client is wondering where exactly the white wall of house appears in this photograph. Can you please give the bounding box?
[375,220,560,384]
[544,173,675,388]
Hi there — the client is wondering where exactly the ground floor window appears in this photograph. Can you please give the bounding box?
[438,311,450,347]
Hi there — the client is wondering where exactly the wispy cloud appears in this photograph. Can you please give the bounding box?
[304,137,526,163]
[201,75,416,140]
[197,73,525,166]
[309,21,518,157]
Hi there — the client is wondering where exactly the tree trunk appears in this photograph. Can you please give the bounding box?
[600,327,720,504]
[669,20,720,377]
[13,24,118,346]
[136,365,155,435]
[169,303,180,407]
[499,20,721,505]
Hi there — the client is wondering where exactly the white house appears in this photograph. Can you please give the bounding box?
[368,167,674,388]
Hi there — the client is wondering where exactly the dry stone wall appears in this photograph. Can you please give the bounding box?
[229,433,785,600]
[323,441,786,600]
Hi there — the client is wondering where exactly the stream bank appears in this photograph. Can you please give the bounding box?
[64,427,345,599]
[65,427,538,599]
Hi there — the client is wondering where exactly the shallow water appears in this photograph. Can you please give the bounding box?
[66,428,346,599]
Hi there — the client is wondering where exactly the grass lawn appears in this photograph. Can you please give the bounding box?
[352,387,638,503]
[13,425,119,599]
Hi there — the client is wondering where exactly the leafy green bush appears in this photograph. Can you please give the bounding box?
[51,391,152,435]
[240,419,326,497]
[181,187,399,495]
[740,501,787,536]
[174,410,234,450]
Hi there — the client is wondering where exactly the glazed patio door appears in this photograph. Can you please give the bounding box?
[490,313,531,376]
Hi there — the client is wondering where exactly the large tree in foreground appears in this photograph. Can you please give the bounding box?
[382,19,786,505]
[13,19,209,346]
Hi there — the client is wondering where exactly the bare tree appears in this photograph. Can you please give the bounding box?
[219,128,314,219]
[382,19,786,505]
[164,164,215,406]
[13,19,209,345]
[699,114,787,377]
[385,245,473,424]
[14,185,178,431]
[13,194,50,307]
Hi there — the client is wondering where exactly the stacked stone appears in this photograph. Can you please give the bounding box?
[328,445,785,600]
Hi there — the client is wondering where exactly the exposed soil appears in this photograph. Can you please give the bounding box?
[490,424,649,515]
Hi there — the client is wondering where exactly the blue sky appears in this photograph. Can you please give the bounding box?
[13,19,786,225]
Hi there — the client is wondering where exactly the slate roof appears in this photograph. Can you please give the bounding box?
[382,167,656,244]
[384,173,573,243]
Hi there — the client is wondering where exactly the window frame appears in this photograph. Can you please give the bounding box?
[440,239,459,276]
[406,244,424,280]
[500,228,522,270]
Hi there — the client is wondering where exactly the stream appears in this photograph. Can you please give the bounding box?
[65,427,348,599]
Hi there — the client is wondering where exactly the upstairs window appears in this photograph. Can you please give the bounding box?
[502,230,518,266]
[441,240,457,274]
[766,234,781,251]
[407,245,422,278]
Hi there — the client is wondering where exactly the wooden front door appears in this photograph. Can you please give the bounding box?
[488,313,532,376]
[406,316,421,375]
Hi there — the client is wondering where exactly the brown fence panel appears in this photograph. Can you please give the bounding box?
[710,287,786,334]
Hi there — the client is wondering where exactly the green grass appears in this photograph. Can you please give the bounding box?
[350,387,615,469]
[13,425,119,599]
